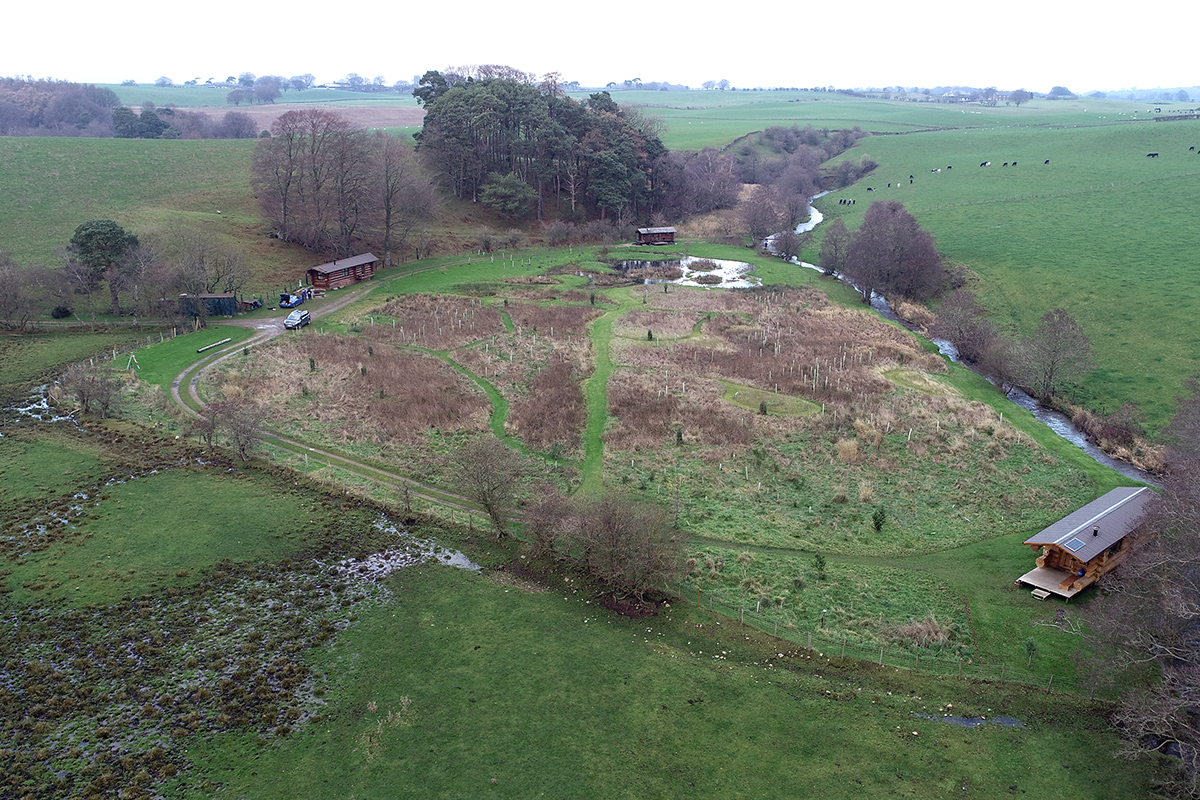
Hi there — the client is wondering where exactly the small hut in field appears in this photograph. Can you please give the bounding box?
[1017,486,1154,599]
[306,253,379,290]
[635,227,676,246]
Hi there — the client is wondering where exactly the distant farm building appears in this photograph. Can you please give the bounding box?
[178,293,238,317]
[1017,487,1155,599]
[636,227,676,246]
[307,253,379,290]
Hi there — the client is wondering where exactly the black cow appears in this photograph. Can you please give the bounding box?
[1191,146,1195,151]
[1147,153,1159,157]
[980,161,989,167]
[1044,159,1050,164]
[1011,161,1017,166]
[1003,162,1008,167]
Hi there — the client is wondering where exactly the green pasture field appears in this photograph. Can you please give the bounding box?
[187,565,1151,799]
[105,84,422,109]
[0,428,106,502]
[819,119,1200,430]
[603,90,1152,149]
[0,136,259,266]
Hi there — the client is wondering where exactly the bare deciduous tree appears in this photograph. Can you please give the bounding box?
[212,398,268,461]
[843,200,943,304]
[451,435,525,538]
[0,252,38,330]
[817,217,850,277]
[741,185,783,243]
[1019,307,1093,401]
[567,493,685,601]
[60,362,123,418]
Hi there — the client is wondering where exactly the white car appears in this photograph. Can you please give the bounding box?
[284,309,311,330]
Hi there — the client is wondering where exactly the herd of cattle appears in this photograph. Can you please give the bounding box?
[842,147,1183,201]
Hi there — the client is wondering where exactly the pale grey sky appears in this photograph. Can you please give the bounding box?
[6,0,1196,94]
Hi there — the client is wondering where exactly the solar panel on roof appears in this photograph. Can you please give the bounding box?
[1064,538,1087,552]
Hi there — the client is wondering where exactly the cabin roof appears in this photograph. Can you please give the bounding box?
[309,252,378,274]
[637,227,676,235]
[1023,486,1154,563]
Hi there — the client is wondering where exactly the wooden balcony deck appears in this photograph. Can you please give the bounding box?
[1016,566,1083,599]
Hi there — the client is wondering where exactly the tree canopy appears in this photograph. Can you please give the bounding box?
[69,219,138,316]
[843,200,943,303]
[413,73,666,222]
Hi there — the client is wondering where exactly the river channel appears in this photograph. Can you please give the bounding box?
[779,198,1157,486]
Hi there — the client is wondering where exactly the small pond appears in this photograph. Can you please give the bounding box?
[609,255,761,288]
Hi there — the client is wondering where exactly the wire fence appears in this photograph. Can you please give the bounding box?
[679,588,1073,694]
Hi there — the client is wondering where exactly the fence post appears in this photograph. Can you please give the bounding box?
[807,633,812,651]
[958,659,962,679]
[739,608,744,625]
[879,645,884,666]
[1047,674,1054,691]
[842,638,846,659]
[1001,665,1006,683]
[774,621,778,636]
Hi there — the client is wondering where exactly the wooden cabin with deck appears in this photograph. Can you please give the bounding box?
[636,227,676,245]
[1017,486,1154,600]
[306,253,378,290]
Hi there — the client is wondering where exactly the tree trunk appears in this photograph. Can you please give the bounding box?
[108,267,120,316]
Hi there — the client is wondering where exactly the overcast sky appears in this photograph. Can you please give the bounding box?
[7,0,1196,94]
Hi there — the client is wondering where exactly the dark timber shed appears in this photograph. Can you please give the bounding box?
[178,293,238,317]
[1016,486,1154,599]
[636,227,676,245]
[306,253,379,290]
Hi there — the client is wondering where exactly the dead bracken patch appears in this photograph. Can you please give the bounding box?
[487,567,548,593]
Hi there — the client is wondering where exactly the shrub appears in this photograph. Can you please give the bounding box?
[835,439,859,463]
[51,305,73,319]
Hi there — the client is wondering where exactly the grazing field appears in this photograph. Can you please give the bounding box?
[186,564,1151,800]
[0,136,309,285]
[819,119,1200,430]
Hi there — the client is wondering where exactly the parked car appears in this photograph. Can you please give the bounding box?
[279,292,304,308]
[284,309,311,330]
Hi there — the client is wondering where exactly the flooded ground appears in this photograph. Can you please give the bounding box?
[611,255,761,288]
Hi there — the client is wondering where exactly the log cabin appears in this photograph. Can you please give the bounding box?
[306,253,378,290]
[636,227,676,245]
[1017,486,1154,599]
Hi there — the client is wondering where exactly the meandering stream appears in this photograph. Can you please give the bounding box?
[779,198,1157,486]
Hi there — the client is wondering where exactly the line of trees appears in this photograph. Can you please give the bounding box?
[0,77,120,136]
[931,289,1094,403]
[252,108,437,260]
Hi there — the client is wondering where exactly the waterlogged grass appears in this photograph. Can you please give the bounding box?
[3,469,326,605]
[186,565,1152,799]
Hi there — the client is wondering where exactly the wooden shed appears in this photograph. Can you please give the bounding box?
[306,253,378,290]
[636,227,676,245]
[178,293,238,317]
[1016,486,1154,599]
